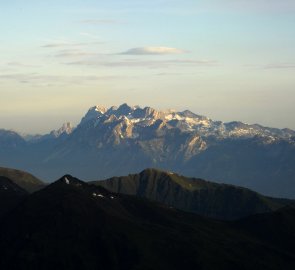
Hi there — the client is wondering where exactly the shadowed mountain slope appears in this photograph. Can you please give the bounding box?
[0,167,44,193]
[93,168,295,220]
[0,176,28,217]
[0,175,295,270]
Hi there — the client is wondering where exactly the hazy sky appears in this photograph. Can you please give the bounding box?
[0,0,294,133]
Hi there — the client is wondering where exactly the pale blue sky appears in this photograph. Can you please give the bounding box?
[0,0,294,133]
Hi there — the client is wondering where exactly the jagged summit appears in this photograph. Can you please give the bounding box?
[76,104,295,141]
[80,106,107,125]
[94,105,107,113]
[50,122,73,138]
[115,103,134,116]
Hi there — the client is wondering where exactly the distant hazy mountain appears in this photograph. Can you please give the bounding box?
[0,174,295,270]
[0,129,26,148]
[93,168,295,220]
[0,104,295,198]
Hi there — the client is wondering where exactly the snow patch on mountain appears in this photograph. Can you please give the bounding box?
[75,104,295,143]
[17,104,295,146]
[51,122,73,138]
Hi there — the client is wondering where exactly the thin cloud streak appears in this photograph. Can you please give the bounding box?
[203,0,295,13]
[42,41,103,48]
[79,19,120,24]
[0,73,119,85]
[264,63,295,69]
[79,32,101,39]
[6,62,41,68]
[67,59,218,68]
[55,50,97,58]
[119,47,188,55]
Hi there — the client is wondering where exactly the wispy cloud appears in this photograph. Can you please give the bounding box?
[42,41,103,48]
[0,62,41,73]
[203,0,295,13]
[6,62,41,68]
[79,19,120,24]
[119,47,188,55]
[41,41,104,60]
[55,49,97,58]
[67,59,217,68]
[264,63,295,69]
[0,73,119,85]
[79,32,101,39]
[42,43,71,48]
[41,39,105,60]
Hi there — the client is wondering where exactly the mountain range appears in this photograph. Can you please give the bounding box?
[93,168,295,220]
[0,171,295,270]
[1,166,294,221]
[1,104,295,198]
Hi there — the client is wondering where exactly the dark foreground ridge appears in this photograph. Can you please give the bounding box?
[0,167,45,193]
[0,176,28,217]
[0,174,295,269]
[93,168,295,220]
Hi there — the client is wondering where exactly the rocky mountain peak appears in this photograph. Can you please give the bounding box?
[56,175,85,187]
[94,105,107,113]
[80,106,107,125]
[51,122,73,138]
[133,106,164,120]
[76,104,295,142]
[115,103,134,116]
[103,114,118,124]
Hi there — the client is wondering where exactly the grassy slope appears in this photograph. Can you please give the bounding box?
[0,167,44,193]
[93,168,294,220]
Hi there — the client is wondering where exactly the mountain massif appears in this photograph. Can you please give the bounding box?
[1,104,295,198]
[0,173,295,270]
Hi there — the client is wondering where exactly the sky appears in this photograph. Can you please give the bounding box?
[0,0,294,133]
